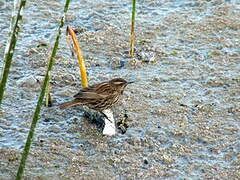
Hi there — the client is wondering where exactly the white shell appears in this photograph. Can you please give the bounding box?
[102,109,116,136]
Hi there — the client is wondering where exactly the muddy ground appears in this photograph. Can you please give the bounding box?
[0,0,240,179]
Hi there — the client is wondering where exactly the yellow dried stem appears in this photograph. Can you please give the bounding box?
[129,0,136,57]
[67,26,88,88]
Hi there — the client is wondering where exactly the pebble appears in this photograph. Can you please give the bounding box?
[139,51,156,63]
[110,58,125,69]
[16,75,39,88]
[143,158,149,164]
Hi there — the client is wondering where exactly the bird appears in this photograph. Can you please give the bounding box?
[59,78,133,111]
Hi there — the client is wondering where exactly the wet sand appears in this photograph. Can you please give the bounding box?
[0,0,239,179]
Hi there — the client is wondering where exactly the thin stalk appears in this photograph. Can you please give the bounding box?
[45,73,52,107]
[10,0,19,31]
[129,0,136,57]
[15,0,71,179]
[67,26,88,88]
[0,0,27,105]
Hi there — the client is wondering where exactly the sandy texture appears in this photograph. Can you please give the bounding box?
[0,0,240,179]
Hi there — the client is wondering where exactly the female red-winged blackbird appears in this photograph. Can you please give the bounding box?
[60,78,133,111]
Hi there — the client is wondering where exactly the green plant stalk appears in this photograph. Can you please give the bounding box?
[45,72,51,107]
[10,0,19,32]
[0,0,27,105]
[15,0,71,179]
[44,0,72,107]
[129,0,136,57]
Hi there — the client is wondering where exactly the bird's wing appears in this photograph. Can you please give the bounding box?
[74,91,108,99]
[73,83,112,99]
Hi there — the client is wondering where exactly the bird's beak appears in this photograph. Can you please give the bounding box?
[127,81,134,84]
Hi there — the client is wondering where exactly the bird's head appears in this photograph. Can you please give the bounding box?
[109,78,134,92]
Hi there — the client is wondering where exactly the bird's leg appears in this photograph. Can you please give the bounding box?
[100,111,112,123]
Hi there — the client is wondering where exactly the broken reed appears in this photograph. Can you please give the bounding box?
[66,26,88,88]
[129,0,136,57]
[15,0,72,179]
[0,0,27,105]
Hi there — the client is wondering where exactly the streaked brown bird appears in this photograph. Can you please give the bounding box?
[60,78,133,111]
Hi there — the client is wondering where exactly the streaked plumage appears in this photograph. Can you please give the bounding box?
[60,78,133,111]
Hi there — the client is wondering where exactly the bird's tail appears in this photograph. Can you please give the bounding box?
[59,99,83,109]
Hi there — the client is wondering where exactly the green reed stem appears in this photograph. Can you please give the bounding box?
[129,0,136,57]
[45,72,51,107]
[0,0,27,105]
[15,0,71,179]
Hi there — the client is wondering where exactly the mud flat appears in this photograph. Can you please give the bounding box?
[0,0,239,179]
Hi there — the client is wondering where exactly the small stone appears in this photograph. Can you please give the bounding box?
[29,48,39,54]
[16,75,39,88]
[48,125,60,133]
[37,40,48,47]
[143,158,149,164]
[111,58,125,69]
[56,89,76,97]
[138,51,156,63]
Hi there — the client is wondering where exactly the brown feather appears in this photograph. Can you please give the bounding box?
[59,78,131,111]
[59,99,84,109]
